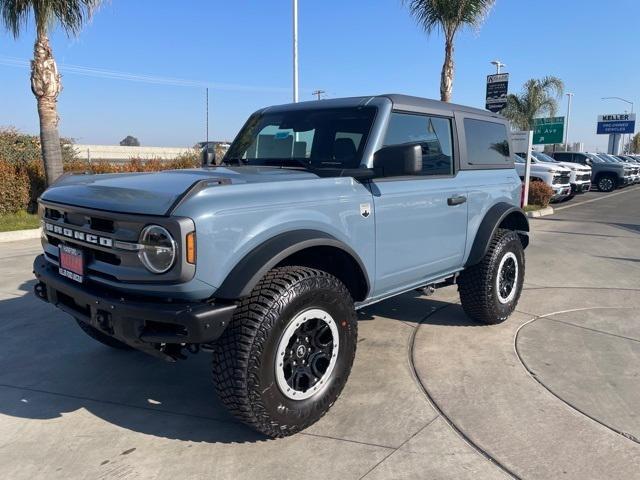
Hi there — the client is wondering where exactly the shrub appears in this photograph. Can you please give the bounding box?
[0,160,30,215]
[527,180,554,207]
[0,127,201,214]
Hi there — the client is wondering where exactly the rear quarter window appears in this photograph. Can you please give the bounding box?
[463,118,511,168]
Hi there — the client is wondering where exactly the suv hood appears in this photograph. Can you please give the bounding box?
[41,167,318,215]
[527,163,570,174]
[554,161,591,173]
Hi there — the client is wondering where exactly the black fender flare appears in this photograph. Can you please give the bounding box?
[214,229,370,300]
[465,203,529,267]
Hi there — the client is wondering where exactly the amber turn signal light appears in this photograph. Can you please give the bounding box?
[186,232,196,264]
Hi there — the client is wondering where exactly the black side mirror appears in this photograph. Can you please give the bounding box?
[373,143,422,177]
[201,146,215,167]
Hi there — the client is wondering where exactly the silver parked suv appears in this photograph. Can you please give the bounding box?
[33,94,529,437]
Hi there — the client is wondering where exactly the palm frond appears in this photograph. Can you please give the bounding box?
[501,76,565,130]
[404,0,495,36]
[1,0,101,37]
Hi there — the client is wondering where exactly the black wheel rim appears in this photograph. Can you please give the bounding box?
[276,309,339,400]
[497,252,518,304]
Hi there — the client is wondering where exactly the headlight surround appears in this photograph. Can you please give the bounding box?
[138,225,177,274]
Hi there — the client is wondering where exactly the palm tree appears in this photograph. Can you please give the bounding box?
[404,0,495,102]
[501,76,564,131]
[1,0,100,185]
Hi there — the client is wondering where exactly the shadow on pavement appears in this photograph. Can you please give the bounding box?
[0,281,472,445]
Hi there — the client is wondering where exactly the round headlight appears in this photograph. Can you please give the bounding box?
[138,225,176,274]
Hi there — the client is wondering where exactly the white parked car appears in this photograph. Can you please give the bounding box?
[514,154,572,202]
[529,151,592,193]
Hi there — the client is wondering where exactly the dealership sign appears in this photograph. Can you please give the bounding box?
[485,73,509,112]
[532,117,565,145]
[596,113,636,134]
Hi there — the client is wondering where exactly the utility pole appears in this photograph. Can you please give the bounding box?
[490,59,505,74]
[312,89,325,100]
[565,92,573,151]
[292,0,299,102]
[205,87,209,144]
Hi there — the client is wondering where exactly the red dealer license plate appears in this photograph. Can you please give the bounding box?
[59,245,84,283]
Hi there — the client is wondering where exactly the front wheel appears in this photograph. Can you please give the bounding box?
[597,175,616,192]
[212,266,357,437]
[458,229,525,325]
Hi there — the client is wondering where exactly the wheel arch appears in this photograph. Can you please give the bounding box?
[214,230,370,302]
[465,202,529,267]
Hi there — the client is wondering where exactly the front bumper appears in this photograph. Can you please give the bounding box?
[551,185,572,201]
[33,255,236,359]
[571,181,591,193]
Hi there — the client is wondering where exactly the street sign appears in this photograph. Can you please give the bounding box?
[532,117,565,145]
[485,73,509,113]
[596,113,636,134]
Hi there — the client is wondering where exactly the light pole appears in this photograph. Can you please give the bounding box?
[490,60,505,74]
[292,0,299,103]
[602,97,634,153]
[565,93,574,151]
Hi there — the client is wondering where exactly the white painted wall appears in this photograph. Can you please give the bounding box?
[73,144,195,161]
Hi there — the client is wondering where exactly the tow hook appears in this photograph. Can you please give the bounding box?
[34,282,48,301]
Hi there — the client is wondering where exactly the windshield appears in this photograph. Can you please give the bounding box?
[515,152,537,163]
[531,151,558,163]
[585,153,604,163]
[224,107,377,170]
[513,154,525,164]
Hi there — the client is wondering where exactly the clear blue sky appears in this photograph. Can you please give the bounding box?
[1,0,637,150]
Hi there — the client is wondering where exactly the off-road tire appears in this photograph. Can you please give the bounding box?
[75,319,133,350]
[458,229,525,325]
[597,175,616,192]
[212,266,358,437]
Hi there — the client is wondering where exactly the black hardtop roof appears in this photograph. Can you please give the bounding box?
[262,94,502,119]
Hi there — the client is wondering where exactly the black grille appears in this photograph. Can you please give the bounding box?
[553,172,571,185]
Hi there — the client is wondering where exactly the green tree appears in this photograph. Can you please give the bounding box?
[501,76,564,131]
[404,0,495,102]
[1,0,100,186]
[626,133,640,154]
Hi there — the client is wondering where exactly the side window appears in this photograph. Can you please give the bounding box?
[463,118,511,166]
[383,112,454,176]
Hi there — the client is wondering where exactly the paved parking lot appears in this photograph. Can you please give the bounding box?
[1,186,639,479]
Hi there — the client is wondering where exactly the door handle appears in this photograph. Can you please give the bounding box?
[447,195,467,206]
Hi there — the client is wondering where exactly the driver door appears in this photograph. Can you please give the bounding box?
[371,111,468,296]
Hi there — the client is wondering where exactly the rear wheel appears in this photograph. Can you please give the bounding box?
[75,319,133,350]
[458,229,525,325]
[212,266,357,437]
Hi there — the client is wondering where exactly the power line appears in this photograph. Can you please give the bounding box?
[312,89,325,100]
[0,55,291,93]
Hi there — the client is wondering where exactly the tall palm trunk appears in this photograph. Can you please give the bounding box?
[440,35,454,102]
[31,32,63,185]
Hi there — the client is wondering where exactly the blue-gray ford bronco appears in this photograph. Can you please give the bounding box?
[33,94,529,437]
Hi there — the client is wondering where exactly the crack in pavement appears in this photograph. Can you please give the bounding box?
[359,415,440,479]
[407,303,519,480]
[543,316,640,344]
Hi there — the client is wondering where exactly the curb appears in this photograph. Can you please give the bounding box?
[525,206,554,218]
[0,228,41,243]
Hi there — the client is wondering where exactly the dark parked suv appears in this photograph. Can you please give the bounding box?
[552,151,627,192]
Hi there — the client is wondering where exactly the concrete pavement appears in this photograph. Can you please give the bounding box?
[0,185,639,479]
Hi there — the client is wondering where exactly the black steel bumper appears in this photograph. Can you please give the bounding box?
[33,255,236,357]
